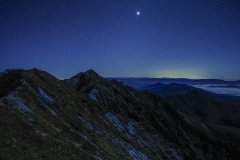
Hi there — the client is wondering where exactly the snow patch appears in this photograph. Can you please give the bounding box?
[43,104,58,116]
[127,119,137,135]
[23,81,35,92]
[67,123,88,141]
[126,119,148,148]
[66,77,79,87]
[76,115,150,160]
[78,115,94,130]
[36,130,47,137]
[105,112,125,131]
[112,136,149,160]
[128,149,149,160]
[1,91,32,113]
[184,117,193,126]
[54,127,61,132]
[72,77,79,86]
[78,115,102,135]
[105,113,148,148]
[22,82,57,116]
[67,123,105,155]
[38,88,54,104]
[201,123,208,131]
[89,89,99,102]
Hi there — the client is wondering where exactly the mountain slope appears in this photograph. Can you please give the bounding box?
[0,69,239,160]
[166,90,240,125]
[0,69,189,159]
[65,70,240,159]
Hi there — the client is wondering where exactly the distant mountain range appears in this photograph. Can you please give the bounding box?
[106,77,240,88]
[107,77,240,99]
[137,82,240,100]
[138,82,209,97]
[0,69,240,159]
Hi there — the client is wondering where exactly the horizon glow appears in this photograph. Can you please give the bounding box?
[0,0,240,80]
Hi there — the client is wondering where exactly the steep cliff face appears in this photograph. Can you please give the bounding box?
[0,69,239,160]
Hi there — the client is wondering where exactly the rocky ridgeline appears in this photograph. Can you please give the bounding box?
[0,68,239,160]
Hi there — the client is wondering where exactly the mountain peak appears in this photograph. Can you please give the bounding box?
[64,69,107,93]
[84,69,99,78]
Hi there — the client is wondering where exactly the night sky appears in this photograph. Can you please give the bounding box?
[1,0,240,79]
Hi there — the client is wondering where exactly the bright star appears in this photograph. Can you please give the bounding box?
[136,11,140,16]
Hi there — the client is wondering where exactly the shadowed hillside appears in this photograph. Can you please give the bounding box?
[0,69,239,160]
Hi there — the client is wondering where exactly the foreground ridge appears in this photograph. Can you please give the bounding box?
[0,68,239,160]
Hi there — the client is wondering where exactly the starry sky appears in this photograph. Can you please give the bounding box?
[0,0,240,79]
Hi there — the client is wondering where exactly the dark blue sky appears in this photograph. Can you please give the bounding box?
[1,0,240,79]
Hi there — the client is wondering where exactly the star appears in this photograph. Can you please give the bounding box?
[136,11,140,16]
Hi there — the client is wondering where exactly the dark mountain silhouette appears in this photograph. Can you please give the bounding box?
[166,90,240,130]
[106,77,240,88]
[0,68,240,160]
[138,82,209,97]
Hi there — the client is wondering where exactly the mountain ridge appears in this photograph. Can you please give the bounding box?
[106,77,240,88]
[0,68,240,159]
